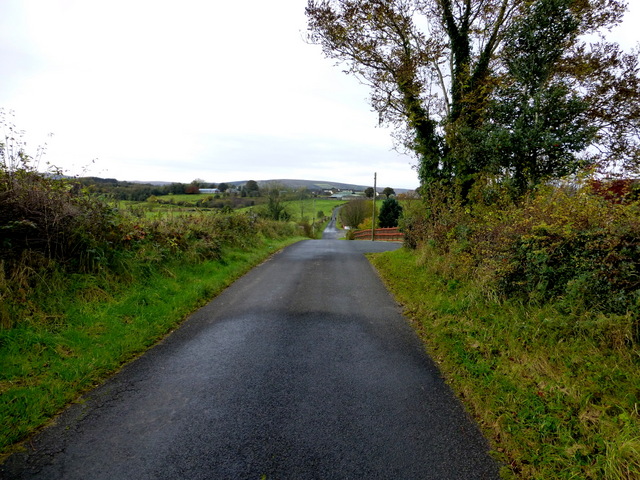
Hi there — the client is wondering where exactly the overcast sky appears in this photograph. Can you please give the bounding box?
[1,1,638,189]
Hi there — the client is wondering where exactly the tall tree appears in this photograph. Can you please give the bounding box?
[378,197,403,228]
[306,0,637,198]
[244,180,260,196]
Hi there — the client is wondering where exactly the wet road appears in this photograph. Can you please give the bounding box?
[321,206,342,240]
[2,227,499,479]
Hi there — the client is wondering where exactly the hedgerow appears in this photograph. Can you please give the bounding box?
[1,166,296,331]
[402,177,640,337]
[0,111,306,331]
[388,176,640,478]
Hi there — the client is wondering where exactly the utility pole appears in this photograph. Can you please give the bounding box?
[371,172,377,241]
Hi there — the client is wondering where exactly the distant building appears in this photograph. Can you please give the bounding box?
[200,188,220,194]
[330,192,360,199]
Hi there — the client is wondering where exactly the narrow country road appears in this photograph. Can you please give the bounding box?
[2,225,500,479]
[321,205,342,240]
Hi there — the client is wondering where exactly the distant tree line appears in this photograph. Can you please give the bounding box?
[78,177,374,205]
[76,178,216,201]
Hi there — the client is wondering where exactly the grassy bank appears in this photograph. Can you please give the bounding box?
[370,248,640,479]
[0,158,306,458]
[0,235,302,458]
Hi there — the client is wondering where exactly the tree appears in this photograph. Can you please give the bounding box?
[168,182,185,195]
[244,180,260,196]
[481,0,597,197]
[186,178,203,194]
[306,0,638,199]
[217,182,230,193]
[264,190,291,221]
[364,186,375,198]
[378,198,403,228]
[339,199,370,228]
[382,187,395,198]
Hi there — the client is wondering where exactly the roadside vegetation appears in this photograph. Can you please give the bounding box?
[0,118,306,457]
[370,179,640,479]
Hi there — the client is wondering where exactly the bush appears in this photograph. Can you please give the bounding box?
[258,193,291,221]
[497,186,640,319]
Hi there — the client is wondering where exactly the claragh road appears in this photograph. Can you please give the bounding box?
[2,229,500,479]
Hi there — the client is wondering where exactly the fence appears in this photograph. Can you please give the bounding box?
[352,227,404,242]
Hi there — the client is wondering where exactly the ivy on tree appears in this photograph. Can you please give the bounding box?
[306,0,639,200]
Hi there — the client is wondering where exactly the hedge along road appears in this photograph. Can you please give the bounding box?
[2,234,500,479]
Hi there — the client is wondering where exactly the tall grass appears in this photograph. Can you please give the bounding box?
[372,248,640,479]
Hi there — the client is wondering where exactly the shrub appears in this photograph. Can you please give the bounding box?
[497,186,640,319]
[409,177,640,322]
[0,169,123,270]
[258,193,291,221]
[340,199,371,228]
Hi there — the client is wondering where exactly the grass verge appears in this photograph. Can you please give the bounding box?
[369,248,640,479]
[0,236,303,459]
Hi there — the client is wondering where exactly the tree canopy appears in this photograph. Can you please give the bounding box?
[244,180,260,196]
[306,0,640,199]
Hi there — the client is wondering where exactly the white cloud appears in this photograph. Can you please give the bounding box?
[1,0,638,190]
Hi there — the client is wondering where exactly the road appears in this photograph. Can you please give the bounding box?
[2,226,499,479]
[321,205,342,240]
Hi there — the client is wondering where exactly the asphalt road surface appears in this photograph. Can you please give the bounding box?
[321,206,342,240]
[2,228,500,479]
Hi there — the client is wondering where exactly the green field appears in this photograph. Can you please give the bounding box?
[280,198,343,222]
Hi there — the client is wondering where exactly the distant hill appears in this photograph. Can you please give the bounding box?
[123,178,413,193]
[129,180,173,186]
[220,179,412,194]
[226,179,371,191]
